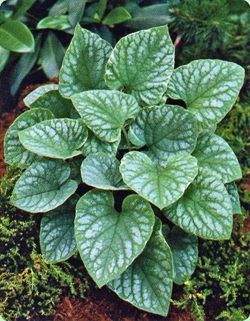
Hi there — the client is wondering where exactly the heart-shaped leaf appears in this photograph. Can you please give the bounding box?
[81,152,128,190]
[28,90,79,119]
[80,129,120,157]
[164,226,198,285]
[19,118,88,159]
[108,217,173,316]
[11,159,78,213]
[192,132,242,183]
[4,108,54,166]
[105,25,174,106]
[40,194,79,263]
[75,189,155,287]
[59,24,113,98]
[24,84,59,107]
[71,90,140,142]
[163,173,233,240]
[120,151,198,210]
[167,60,245,129]
[225,181,241,214]
[129,105,198,160]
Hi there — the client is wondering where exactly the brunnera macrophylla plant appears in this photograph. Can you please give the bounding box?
[4,24,244,316]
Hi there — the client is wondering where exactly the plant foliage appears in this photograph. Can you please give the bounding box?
[4,24,244,316]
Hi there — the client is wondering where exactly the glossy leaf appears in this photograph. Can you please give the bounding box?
[164,226,198,285]
[120,151,198,210]
[81,152,128,190]
[129,105,198,160]
[80,129,120,157]
[225,181,241,214]
[11,159,78,213]
[37,15,71,30]
[102,7,131,25]
[68,0,88,27]
[167,60,245,129]
[59,24,112,98]
[71,90,140,142]
[4,108,54,166]
[0,20,34,52]
[108,218,173,316]
[24,84,59,107]
[105,25,174,106]
[12,0,36,19]
[192,132,242,183]
[29,90,79,119]
[9,34,41,95]
[0,45,9,72]
[75,189,155,287]
[163,173,233,240]
[40,32,65,79]
[19,118,88,159]
[40,194,79,263]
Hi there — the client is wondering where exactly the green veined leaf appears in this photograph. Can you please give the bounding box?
[102,7,131,25]
[4,108,54,166]
[11,159,78,213]
[75,189,155,287]
[0,20,34,52]
[40,32,65,79]
[19,118,88,159]
[23,84,59,107]
[40,194,79,263]
[163,173,233,240]
[192,131,242,183]
[129,105,198,160]
[71,90,140,142]
[37,15,72,30]
[164,226,198,285]
[105,25,174,106]
[80,129,120,157]
[28,89,79,119]
[120,151,198,210]
[81,152,129,190]
[108,217,173,316]
[59,24,113,98]
[225,181,241,214]
[167,60,245,130]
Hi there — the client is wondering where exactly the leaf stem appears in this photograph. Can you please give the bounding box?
[122,126,131,152]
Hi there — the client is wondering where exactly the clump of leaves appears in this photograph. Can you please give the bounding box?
[0,166,88,320]
[4,24,245,316]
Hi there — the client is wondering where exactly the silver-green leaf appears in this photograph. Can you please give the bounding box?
[192,131,242,183]
[105,25,175,106]
[163,173,233,240]
[40,194,79,263]
[59,24,113,98]
[19,118,88,159]
[225,181,241,214]
[71,90,140,142]
[164,226,198,285]
[120,151,198,210]
[167,60,245,129]
[81,152,128,190]
[75,189,155,287]
[108,217,173,316]
[24,84,59,107]
[4,108,54,166]
[11,159,78,213]
[129,105,199,160]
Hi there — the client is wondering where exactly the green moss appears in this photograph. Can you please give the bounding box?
[0,165,89,320]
